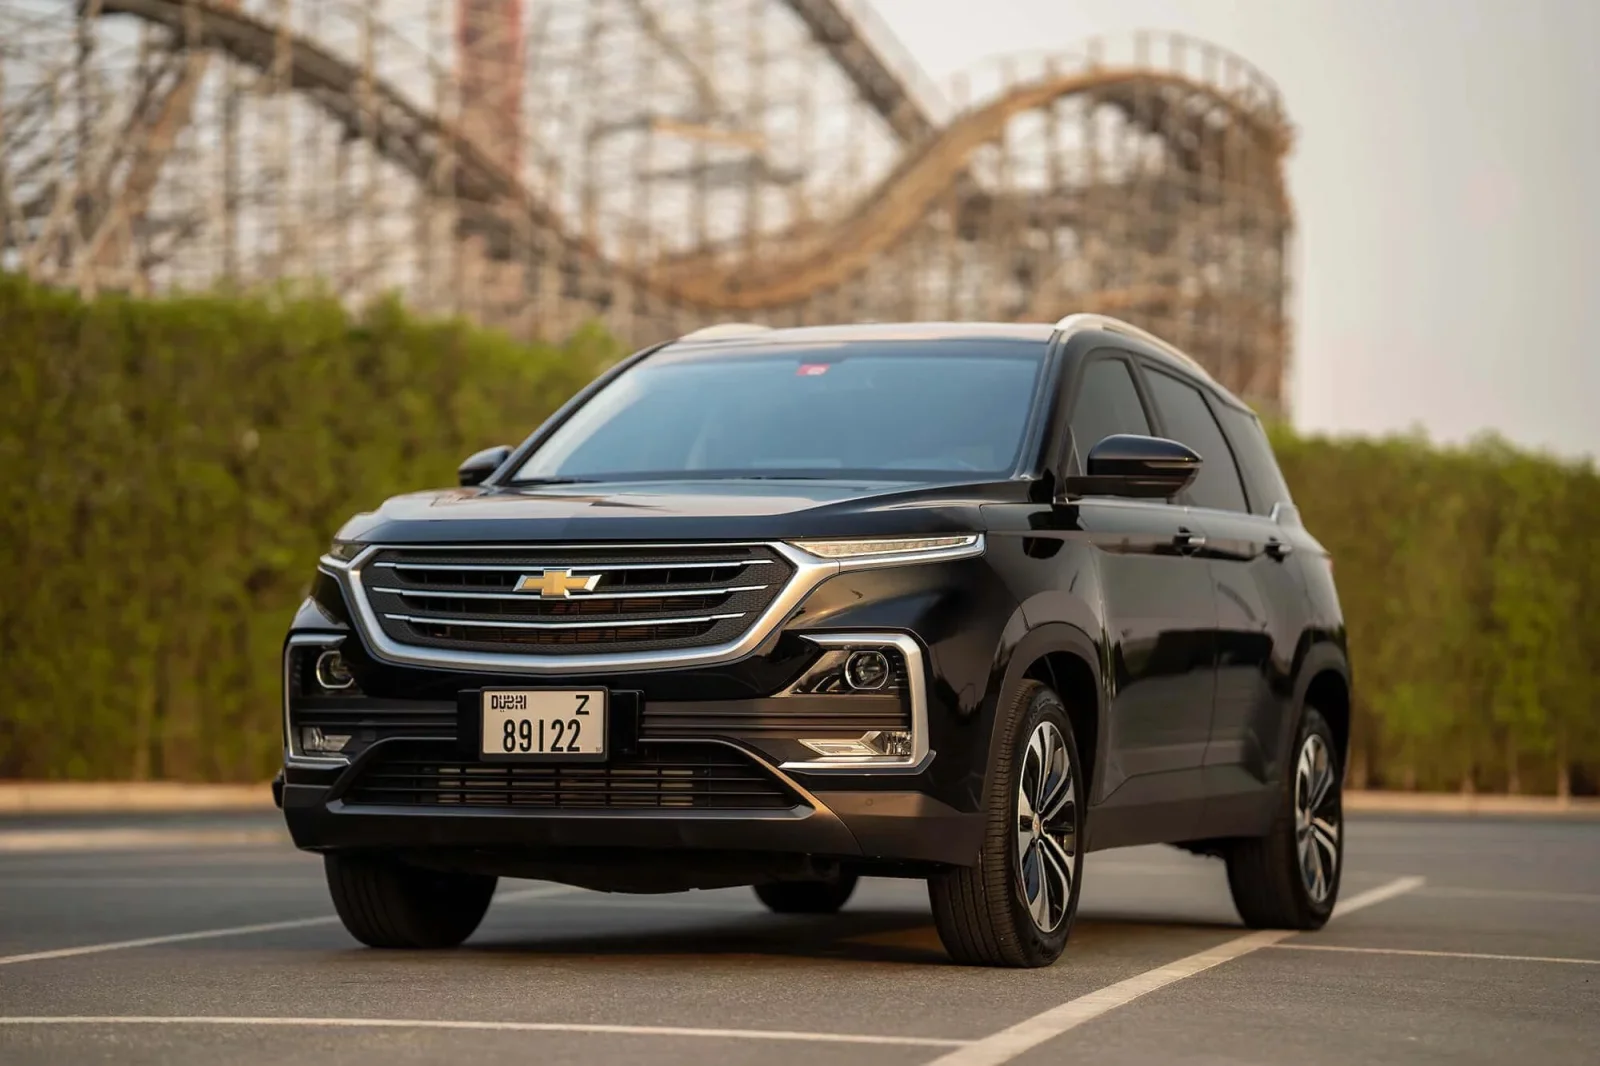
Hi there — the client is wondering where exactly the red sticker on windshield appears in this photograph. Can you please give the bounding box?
[796,363,830,376]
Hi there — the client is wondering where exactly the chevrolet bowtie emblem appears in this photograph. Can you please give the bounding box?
[514,569,602,598]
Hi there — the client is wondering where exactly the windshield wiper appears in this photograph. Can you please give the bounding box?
[509,477,596,486]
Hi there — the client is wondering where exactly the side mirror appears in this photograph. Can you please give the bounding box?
[457,445,513,487]
[1060,434,1201,500]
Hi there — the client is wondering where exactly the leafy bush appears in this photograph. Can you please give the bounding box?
[0,275,612,780]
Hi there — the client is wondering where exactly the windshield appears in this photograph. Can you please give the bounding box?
[513,342,1046,482]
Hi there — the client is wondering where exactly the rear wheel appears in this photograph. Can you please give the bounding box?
[928,680,1084,967]
[324,853,497,949]
[1225,706,1343,929]
[753,873,858,914]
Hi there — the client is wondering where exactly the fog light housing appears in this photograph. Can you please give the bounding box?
[300,726,351,754]
[314,649,355,691]
[843,650,890,691]
[799,730,913,760]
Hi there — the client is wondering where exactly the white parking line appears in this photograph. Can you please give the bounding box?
[0,884,574,967]
[1268,943,1600,966]
[1418,885,1600,906]
[923,875,1426,1066]
[0,1016,970,1047]
[0,828,289,853]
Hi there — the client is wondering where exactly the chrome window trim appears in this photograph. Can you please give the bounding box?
[283,633,353,768]
[778,632,932,775]
[320,536,984,675]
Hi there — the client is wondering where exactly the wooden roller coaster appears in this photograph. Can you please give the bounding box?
[0,0,1295,410]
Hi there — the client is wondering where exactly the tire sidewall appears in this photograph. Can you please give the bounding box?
[1002,686,1086,962]
[1287,706,1343,923]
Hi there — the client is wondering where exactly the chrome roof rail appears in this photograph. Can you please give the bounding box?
[1051,313,1216,383]
[675,322,774,342]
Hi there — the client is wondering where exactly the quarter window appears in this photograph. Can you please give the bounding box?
[1068,357,1151,469]
[1142,370,1249,513]
[1214,403,1294,516]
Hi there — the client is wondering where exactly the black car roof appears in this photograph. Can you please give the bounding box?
[663,322,1059,351]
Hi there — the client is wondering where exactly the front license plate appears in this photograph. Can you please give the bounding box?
[480,690,606,761]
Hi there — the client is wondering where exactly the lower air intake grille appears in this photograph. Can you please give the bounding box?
[343,744,800,811]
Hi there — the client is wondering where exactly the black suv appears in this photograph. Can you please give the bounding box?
[278,316,1349,968]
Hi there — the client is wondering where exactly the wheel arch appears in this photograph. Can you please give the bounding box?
[1293,641,1352,766]
[991,621,1105,805]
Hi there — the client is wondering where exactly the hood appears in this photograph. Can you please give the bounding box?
[334,477,1030,545]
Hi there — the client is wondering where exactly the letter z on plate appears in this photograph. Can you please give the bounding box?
[481,689,606,762]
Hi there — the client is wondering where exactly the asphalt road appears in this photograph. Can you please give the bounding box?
[1,812,1596,1065]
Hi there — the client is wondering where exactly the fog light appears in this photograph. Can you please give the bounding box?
[300,726,350,754]
[314,649,354,691]
[799,729,913,760]
[843,649,890,691]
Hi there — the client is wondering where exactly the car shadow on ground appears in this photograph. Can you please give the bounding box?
[452,905,1245,967]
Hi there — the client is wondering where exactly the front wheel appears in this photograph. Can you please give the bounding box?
[1225,706,1343,929]
[928,680,1084,967]
[325,853,497,949]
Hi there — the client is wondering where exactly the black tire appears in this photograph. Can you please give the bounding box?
[324,853,497,949]
[928,680,1085,968]
[1226,706,1343,929]
[753,873,859,914]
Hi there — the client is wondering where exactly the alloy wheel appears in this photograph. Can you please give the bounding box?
[1015,720,1077,933]
[1294,733,1341,903]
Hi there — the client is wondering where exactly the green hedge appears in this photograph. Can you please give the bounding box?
[0,275,613,781]
[2,276,1596,792]
[1272,429,1600,796]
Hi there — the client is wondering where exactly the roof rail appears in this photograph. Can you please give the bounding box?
[675,322,774,342]
[1051,313,1216,383]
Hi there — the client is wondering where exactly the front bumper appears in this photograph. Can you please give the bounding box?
[280,740,981,869]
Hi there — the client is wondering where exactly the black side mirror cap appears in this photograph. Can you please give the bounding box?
[1060,433,1201,500]
[458,445,513,487]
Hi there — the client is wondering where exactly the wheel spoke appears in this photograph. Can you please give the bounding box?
[1026,847,1050,928]
[1017,818,1034,866]
[1311,817,1340,867]
[1028,726,1053,814]
[1038,763,1073,823]
[1040,831,1075,916]
[1309,742,1335,811]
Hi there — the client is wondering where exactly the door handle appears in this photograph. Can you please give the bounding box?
[1174,528,1206,551]
[1265,538,1293,560]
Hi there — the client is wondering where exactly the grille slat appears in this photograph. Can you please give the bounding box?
[362,545,793,655]
[343,743,799,810]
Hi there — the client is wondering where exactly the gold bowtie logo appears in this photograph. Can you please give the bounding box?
[514,569,601,598]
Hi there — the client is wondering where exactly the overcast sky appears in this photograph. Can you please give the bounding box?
[869,0,1600,461]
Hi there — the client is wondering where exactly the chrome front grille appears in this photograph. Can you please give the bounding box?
[360,544,795,655]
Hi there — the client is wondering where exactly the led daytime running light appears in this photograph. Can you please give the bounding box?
[790,535,980,560]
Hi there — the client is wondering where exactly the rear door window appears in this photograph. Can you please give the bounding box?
[1141,369,1249,514]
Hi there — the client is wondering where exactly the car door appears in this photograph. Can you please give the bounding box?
[1138,368,1307,833]
[1065,353,1218,811]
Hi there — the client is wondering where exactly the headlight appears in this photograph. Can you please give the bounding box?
[325,538,365,563]
[788,534,981,560]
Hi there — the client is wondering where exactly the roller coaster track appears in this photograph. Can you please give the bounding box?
[90,0,1288,315]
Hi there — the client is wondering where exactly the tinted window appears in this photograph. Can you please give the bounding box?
[514,344,1045,482]
[1142,369,1249,513]
[1214,403,1293,516]
[1068,356,1151,468]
